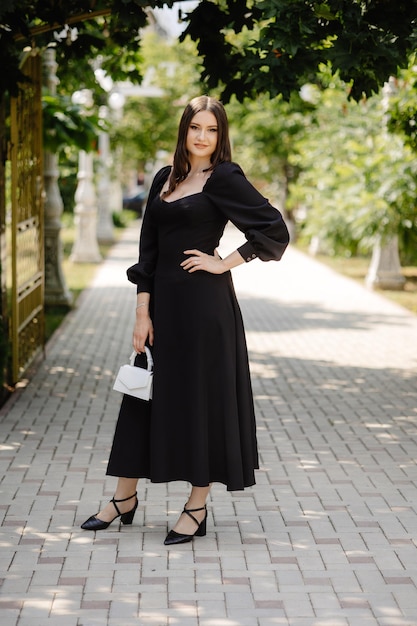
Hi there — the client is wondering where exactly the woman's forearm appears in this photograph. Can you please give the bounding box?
[136,292,150,314]
[220,249,246,272]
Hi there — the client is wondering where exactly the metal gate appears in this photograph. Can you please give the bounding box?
[9,53,44,383]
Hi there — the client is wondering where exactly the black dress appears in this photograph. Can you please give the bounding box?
[107,161,289,491]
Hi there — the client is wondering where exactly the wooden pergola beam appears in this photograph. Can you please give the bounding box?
[14,8,113,42]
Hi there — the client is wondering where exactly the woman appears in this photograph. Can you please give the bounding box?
[81,96,289,545]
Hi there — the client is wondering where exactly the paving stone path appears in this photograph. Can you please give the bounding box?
[1,221,417,626]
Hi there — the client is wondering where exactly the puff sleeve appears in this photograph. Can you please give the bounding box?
[126,166,171,293]
[205,162,290,262]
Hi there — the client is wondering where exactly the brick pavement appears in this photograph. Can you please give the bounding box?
[1,221,417,626]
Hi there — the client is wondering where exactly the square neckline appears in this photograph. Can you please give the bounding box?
[159,167,213,204]
[160,191,205,204]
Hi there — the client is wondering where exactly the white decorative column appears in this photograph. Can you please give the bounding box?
[96,105,115,245]
[42,48,72,305]
[366,236,406,290]
[106,90,125,220]
[93,66,125,242]
[70,89,101,263]
[70,150,102,263]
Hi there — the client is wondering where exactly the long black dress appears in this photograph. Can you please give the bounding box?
[106,161,289,491]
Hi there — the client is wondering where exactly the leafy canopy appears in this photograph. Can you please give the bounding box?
[0,0,175,95]
[288,70,417,260]
[386,55,417,153]
[2,0,417,101]
[182,0,417,102]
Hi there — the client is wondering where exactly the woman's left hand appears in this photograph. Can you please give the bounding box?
[181,249,225,274]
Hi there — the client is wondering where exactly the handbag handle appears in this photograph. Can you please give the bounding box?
[129,346,153,371]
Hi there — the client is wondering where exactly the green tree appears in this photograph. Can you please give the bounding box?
[42,93,101,153]
[0,1,176,95]
[2,1,417,101]
[227,92,313,213]
[386,56,417,153]
[109,30,203,183]
[289,71,417,263]
[183,0,417,102]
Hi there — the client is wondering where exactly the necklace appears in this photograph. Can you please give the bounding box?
[188,169,209,179]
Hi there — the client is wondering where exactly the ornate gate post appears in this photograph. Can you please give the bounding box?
[42,48,72,306]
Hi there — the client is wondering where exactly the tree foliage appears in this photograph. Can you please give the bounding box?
[42,93,102,153]
[0,0,175,96]
[226,92,313,218]
[109,30,203,178]
[2,0,417,102]
[288,70,417,262]
[182,0,417,102]
[386,56,417,154]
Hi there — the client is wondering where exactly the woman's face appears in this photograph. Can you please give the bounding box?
[186,110,218,160]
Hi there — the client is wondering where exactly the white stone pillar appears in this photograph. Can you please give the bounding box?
[96,105,115,245]
[366,236,406,290]
[70,150,102,263]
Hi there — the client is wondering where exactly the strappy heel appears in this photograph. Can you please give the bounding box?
[164,504,207,545]
[80,492,138,531]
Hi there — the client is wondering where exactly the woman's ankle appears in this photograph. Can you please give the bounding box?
[113,478,139,502]
[114,491,137,503]
[185,502,206,513]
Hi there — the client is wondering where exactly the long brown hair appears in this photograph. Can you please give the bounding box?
[164,96,232,197]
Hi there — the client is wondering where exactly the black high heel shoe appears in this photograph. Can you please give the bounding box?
[80,492,138,531]
[164,504,207,545]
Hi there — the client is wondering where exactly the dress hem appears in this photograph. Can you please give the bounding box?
[105,471,257,492]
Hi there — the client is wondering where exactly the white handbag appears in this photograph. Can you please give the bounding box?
[113,347,153,401]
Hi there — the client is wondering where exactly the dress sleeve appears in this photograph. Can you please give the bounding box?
[205,161,290,262]
[126,166,170,293]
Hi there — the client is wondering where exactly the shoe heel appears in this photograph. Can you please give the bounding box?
[195,516,207,537]
[121,501,137,525]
